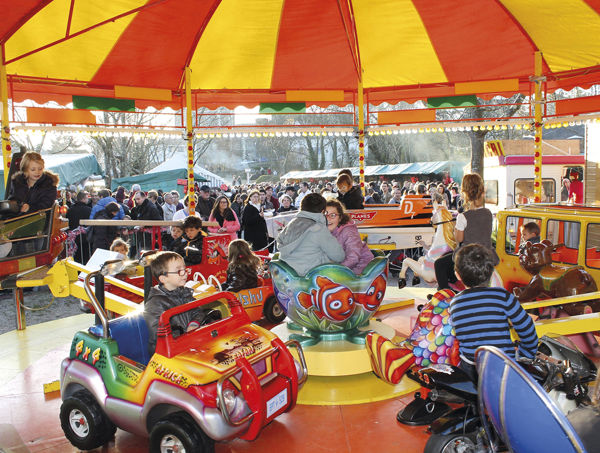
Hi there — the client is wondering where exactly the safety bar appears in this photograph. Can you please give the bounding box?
[84,271,109,339]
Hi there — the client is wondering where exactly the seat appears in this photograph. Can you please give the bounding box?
[89,312,150,366]
[475,346,586,453]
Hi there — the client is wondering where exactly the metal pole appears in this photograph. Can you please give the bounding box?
[94,273,105,326]
[185,66,196,215]
[357,80,366,195]
[533,51,545,203]
[14,288,25,330]
[1,46,11,188]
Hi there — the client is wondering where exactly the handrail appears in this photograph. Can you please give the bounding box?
[521,291,600,310]
[83,270,109,339]
[80,219,219,227]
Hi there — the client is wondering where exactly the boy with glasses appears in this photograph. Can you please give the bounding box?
[144,251,216,355]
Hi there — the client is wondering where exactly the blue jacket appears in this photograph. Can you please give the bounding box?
[89,196,125,220]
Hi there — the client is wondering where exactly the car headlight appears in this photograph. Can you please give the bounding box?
[222,388,238,415]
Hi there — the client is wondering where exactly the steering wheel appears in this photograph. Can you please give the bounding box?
[200,309,223,326]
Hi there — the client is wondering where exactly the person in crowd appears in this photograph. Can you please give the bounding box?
[230,193,244,219]
[162,192,177,221]
[170,190,184,211]
[568,171,584,204]
[88,190,100,208]
[260,189,274,211]
[294,182,311,208]
[325,200,373,275]
[336,173,364,209]
[147,190,164,219]
[241,190,269,251]
[388,187,403,204]
[277,194,297,213]
[89,201,120,252]
[449,186,462,211]
[416,183,428,197]
[8,151,59,214]
[265,186,280,211]
[222,239,261,292]
[364,188,380,205]
[173,195,200,221]
[277,193,345,276]
[450,244,538,380]
[131,190,162,220]
[66,190,92,264]
[561,177,571,202]
[434,173,498,291]
[208,195,240,240]
[110,238,130,258]
[380,182,393,203]
[437,183,450,207]
[285,186,296,204]
[144,251,215,355]
[113,186,131,217]
[196,185,215,220]
[126,184,141,209]
[89,188,126,220]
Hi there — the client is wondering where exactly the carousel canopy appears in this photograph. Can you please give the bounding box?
[3,0,600,110]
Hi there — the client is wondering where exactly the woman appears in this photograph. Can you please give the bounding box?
[325,199,373,275]
[9,151,59,214]
[230,193,244,219]
[434,173,498,290]
[207,195,240,240]
[277,194,297,213]
[241,190,269,251]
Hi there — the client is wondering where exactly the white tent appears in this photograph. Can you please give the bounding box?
[149,152,226,187]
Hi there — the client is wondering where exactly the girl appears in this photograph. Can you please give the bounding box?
[325,200,373,274]
[110,238,130,258]
[223,239,261,292]
[208,195,240,240]
[240,190,268,251]
[434,173,498,290]
[9,151,59,214]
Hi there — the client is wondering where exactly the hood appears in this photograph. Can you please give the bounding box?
[332,220,356,237]
[276,211,325,254]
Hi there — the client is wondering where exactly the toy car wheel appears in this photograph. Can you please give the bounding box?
[150,413,214,453]
[60,389,116,450]
[264,295,286,323]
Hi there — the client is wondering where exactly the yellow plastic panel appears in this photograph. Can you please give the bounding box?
[190,0,284,90]
[6,2,138,81]
[500,0,600,72]
[353,0,447,87]
[69,0,148,35]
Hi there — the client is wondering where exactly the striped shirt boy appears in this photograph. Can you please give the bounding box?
[449,286,538,364]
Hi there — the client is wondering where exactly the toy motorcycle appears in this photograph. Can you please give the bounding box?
[397,336,597,453]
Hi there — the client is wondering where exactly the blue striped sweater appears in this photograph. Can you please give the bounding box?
[449,287,538,363]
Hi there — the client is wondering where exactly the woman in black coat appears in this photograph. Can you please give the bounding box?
[8,152,59,214]
[241,190,268,251]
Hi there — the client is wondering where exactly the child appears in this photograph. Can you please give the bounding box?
[9,151,59,214]
[223,239,261,292]
[276,193,345,276]
[182,215,205,265]
[450,244,538,379]
[109,238,129,258]
[336,172,363,210]
[143,251,215,355]
[520,222,541,248]
[165,225,187,255]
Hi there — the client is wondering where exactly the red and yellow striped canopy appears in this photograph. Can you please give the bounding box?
[3,0,600,108]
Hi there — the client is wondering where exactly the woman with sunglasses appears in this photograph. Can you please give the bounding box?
[325,200,373,275]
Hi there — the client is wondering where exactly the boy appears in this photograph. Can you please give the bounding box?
[143,251,213,355]
[520,221,541,245]
[450,244,538,379]
[165,225,187,255]
[182,216,205,265]
[276,193,345,276]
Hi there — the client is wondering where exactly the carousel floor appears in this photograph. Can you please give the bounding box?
[0,286,433,453]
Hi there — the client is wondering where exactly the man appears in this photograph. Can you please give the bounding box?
[294,182,311,208]
[162,192,177,221]
[265,186,280,210]
[196,185,215,221]
[89,188,125,220]
[131,191,162,220]
[260,189,274,211]
[147,190,164,219]
[88,190,100,208]
[66,191,92,264]
[170,190,184,211]
[285,186,296,204]
[389,187,403,204]
[380,182,393,203]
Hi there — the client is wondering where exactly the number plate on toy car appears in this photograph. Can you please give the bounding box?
[266,389,288,418]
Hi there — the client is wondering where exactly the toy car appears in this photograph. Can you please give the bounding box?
[59,268,307,452]
[233,275,285,324]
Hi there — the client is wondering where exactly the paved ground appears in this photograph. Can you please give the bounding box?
[0,288,82,335]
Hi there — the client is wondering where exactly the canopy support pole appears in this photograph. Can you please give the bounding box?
[1,46,11,188]
[185,66,196,215]
[532,51,545,203]
[357,80,365,195]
